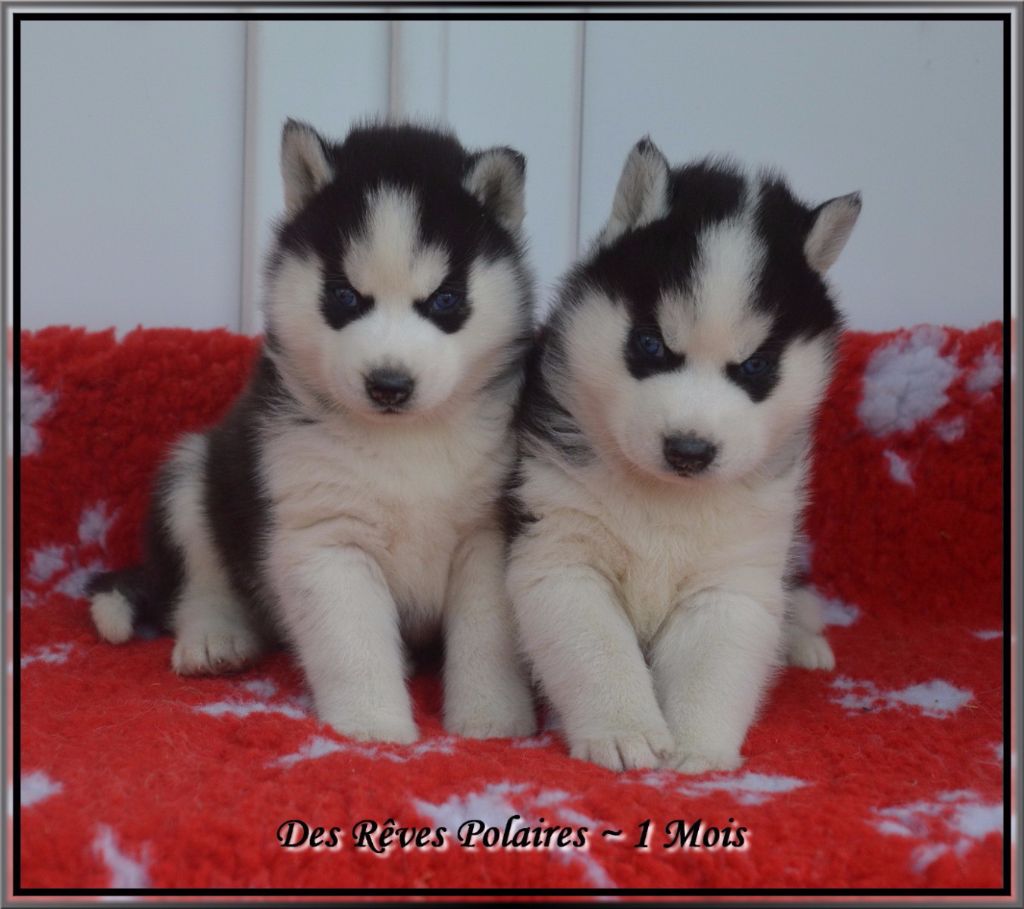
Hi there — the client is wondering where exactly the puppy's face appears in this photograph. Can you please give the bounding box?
[264,121,530,421]
[552,143,860,484]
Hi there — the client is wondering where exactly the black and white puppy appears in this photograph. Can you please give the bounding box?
[89,120,538,743]
[505,139,860,772]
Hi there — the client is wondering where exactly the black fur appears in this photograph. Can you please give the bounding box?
[91,120,534,640]
[272,122,526,318]
[86,447,189,634]
[87,356,292,639]
[498,462,538,547]
[201,356,287,640]
[624,326,686,380]
[320,280,373,330]
[750,172,845,346]
[510,155,847,511]
[514,326,594,470]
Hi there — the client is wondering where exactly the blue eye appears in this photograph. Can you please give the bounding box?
[740,354,772,377]
[427,291,463,313]
[322,282,367,329]
[330,285,360,309]
[634,332,665,359]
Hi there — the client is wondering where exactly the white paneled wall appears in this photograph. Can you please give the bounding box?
[444,22,583,306]
[580,20,1005,330]
[242,21,391,332]
[242,21,582,327]
[20,20,246,330]
[20,18,1006,332]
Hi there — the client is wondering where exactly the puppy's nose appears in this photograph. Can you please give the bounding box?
[365,368,415,407]
[663,433,717,475]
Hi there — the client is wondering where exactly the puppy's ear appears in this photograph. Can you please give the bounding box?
[598,137,670,246]
[280,118,334,216]
[804,192,862,273]
[464,147,526,233]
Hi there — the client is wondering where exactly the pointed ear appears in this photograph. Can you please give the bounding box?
[599,137,670,246]
[804,192,862,273]
[280,118,334,215]
[463,147,526,233]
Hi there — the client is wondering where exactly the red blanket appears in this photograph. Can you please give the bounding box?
[17,322,1005,891]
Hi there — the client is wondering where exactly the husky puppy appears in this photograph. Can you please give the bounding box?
[505,139,860,772]
[89,120,538,743]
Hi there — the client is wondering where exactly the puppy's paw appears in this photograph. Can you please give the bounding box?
[320,708,419,745]
[570,725,674,772]
[665,747,744,776]
[447,715,537,740]
[172,624,263,675]
[444,682,538,740]
[445,702,537,740]
[785,628,836,671]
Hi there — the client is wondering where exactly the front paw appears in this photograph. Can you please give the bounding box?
[319,707,418,745]
[785,628,836,671]
[444,687,538,739]
[663,747,744,776]
[569,722,674,772]
[172,623,263,675]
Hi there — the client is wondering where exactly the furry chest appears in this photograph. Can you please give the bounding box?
[263,423,502,618]
[596,491,793,645]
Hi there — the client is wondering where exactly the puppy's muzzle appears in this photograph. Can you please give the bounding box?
[365,368,415,409]
[663,433,717,476]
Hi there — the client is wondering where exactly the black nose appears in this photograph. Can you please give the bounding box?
[365,369,415,408]
[663,433,717,475]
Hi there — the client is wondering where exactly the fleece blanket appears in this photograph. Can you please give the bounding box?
[16,322,1005,893]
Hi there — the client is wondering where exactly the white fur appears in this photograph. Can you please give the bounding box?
[90,591,134,644]
[509,184,852,773]
[257,183,534,743]
[783,585,836,671]
[508,441,801,773]
[463,149,526,232]
[90,128,535,745]
[598,140,670,247]
[269,187,522,421]
[804,192,861,274]
[259,369,533,742]
[559,223,829,486]
[281,119,333,215]
[162,434,264,674]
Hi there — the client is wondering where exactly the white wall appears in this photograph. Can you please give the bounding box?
[20,20,246,331]
[20,18,1006,333]
[243,21,390,333]
[580,20,1005,331]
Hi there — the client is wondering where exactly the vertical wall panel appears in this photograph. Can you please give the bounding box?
[580,20,1003,330]
[445,22,583,310]
[241,21,390,332]
[20,20,246,331]
[390,21,449,122]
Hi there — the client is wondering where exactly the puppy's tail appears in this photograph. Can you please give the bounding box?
[86,566,148,644]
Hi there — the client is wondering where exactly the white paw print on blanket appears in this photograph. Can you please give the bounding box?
[20,367,56,457]
[195,677,311,722]
[858,326,959,436]
[831,677,972,718]
[871,789,1002,874]
[413,781,614,887]
[92,823,151,887]
[631,769,808,806]
[858,328,1000,487]
[24,502,115,603]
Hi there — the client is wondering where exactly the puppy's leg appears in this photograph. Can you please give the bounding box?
[164,435,264,674]
[653,587,783,775]
[783,585,836,671]
[270,540,416,744]
[443,528,536,739]
[509,558,672,772]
